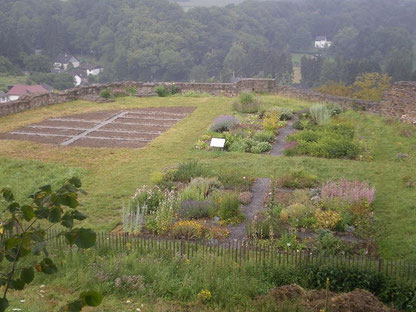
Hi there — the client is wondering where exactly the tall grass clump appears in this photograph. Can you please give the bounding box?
[233,92,260,113]
[122,202,148,233]
[174,160,208,182]
[310,104,331,125]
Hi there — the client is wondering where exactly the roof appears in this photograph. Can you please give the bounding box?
[72,69,87,77]
[7,85,50,96]
[315,36,327,41]
[55,53,78,64]
[79,63,103,71]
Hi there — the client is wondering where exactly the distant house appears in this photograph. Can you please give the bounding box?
[53,53,80,70]
[314,36,332,49]
[79,64,103,76]
[72,69,88,86]
[6,84,51,101]
[0,91,8,103]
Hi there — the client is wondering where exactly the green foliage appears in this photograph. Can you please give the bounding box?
[179,200,213,219]
[253,131,275,143]
[232,93,260,113]
[286,122,360,159]
[309,104,331,125]
[174,160,208,183]
[0,178,101,312]
[155,85,169,97]
[30,72,74,90]
[278,167,317,189]
[23,54,51,73]
[99,89,111,99]
[214,192,241,220]
[251,142,272,154]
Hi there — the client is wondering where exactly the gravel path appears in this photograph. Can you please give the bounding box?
[227,178,271,240]
[270,116,298,156]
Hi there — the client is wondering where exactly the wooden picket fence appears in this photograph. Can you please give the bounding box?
[46,230,416,283]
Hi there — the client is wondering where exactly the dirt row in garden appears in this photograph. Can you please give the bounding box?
[0,107,195,148]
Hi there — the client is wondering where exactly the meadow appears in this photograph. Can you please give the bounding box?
[0,94,416,262]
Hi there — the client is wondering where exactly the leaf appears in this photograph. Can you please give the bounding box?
[0,298,9,312]
[5,237,19,250]
[40,258,58,275]
[10,279,25,290]
[65,232,76,246]
[60,193,79,208]
[1,188,14,202]
[72,210,87,221]
[7,202,19,213]
[61,213,74,228]
[69,177,82,188]
[66,299,83,312]
[21,267,35,284]
[48,207,63,223]
[74,228,96,249]
[80,291,103,307]
[21,205,35,221]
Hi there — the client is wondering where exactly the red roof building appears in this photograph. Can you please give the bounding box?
[7,84,51,101]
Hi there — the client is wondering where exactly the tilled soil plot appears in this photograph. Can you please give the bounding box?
[0,107,195,148]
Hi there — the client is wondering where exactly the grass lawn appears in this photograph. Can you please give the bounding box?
[0,75,28,91]
[0,95,416,260]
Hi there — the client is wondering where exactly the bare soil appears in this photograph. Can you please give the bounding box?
[0,107,196,149]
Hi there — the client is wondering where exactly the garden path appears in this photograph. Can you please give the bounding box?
[227,178,271,240]
[270,116,298,156]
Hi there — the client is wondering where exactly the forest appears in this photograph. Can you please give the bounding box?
[0,0,416,87]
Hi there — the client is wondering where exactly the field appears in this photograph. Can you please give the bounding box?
[1,94,416,262]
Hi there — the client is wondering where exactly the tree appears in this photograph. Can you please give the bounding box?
[301,56,323,88]
[385,49,413,81]
[0,178,103,311]
[351,72,391,102]
[223,43,248,77]
[23,54,51,73]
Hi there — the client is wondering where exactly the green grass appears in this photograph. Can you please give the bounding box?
[0,75,28,91]
[0,95,416,260]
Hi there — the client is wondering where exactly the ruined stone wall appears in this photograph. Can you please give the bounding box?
[379,82,416,124]
[0,79,415,125]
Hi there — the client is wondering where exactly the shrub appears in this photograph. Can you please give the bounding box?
[215,192,241,220]
[232,92,260,113]
[327,103,342,115]
[279,109,294,121]
[210,115,240,132]
[229,139,251,152]
[179,200,213,219]
[145,191,178,234]
[125,86,137,95]
[174,160,207,182]
[171,220,204,239]
[314,209,342,230]
[253,131,275,143]
[99,88,111,99]
[314,229,348,255]
[131,186,166,213]
[262,110,283,133]
[206,227,230,239]
[310,104,331,125]
[278,168,318,189]
[155,85,169,97]
[251,141,272,154]
[321,179,375,204]
[180,177,222,201]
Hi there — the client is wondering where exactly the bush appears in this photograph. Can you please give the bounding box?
[99,88,111,99]
[314,209,342,230]
[232,92,260,113]
[210,115,240,132]
[171,220,204,239]
[174,160,207,182]
[179,200,213,219]
[130,186,166,213]
[251,141,272,154]
[253,131,275,143]
[215,192,241,220]
[262,110,282,133]
[229,139,250,152]
[155,85,169,97]
[125,86,137,95]
[278,168,318,189]
[279,109,294,121]
[180,177,222,201]
[309,104,331,125]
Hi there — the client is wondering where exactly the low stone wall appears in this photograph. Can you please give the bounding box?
[0,79,415,125]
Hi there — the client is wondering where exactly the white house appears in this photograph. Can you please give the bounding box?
[71,69,88,86]
[79,64,103,76]
[0,91,8,103]
[314,36,332,49]
[53,53,80,70]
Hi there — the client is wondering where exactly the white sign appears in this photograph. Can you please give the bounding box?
[210,138,225,148]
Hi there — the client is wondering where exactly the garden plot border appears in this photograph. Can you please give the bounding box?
[0,106,195,148]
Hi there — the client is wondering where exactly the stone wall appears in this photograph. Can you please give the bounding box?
[379,81,416,124]
[0,78,415,125]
